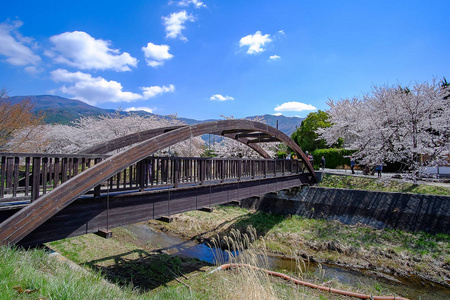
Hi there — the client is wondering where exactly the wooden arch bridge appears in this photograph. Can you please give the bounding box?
[0,120,316,246]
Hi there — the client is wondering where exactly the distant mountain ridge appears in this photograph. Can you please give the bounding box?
[7,95,303,136]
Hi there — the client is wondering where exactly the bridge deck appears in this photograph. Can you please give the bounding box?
[1,153,310,204]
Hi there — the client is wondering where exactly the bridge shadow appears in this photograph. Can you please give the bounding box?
[84,249,210,293]
[231,209,287,237]
[186,205,288,246]
[79,209,286,293]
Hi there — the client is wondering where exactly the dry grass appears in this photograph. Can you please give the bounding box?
[208,227,278,300]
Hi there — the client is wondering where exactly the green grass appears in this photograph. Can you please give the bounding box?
[0,245,142,300]
[1,230,370,300]
[319,174,450,196]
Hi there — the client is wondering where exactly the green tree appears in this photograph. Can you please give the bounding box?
[291,110,342,153]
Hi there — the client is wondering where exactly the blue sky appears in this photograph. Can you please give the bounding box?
[0,0,448,120]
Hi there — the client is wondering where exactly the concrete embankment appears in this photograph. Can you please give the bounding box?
[240,186,450,234]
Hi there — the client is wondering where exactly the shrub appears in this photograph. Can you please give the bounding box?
[311,148,356,169]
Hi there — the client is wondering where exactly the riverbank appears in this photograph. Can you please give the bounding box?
[2,174,448,299]
[147,205,450,288]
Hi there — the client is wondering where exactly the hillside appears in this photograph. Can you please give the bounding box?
[7,95,303,136]
[8,95,116,125]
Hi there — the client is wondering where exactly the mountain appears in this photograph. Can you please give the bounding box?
[8,95,116,125]
[7,95,303,136]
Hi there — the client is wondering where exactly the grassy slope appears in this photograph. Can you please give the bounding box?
[319,174,450,196]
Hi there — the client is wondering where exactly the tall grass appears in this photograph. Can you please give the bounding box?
[208,227,278,299]
[206,226,329,299]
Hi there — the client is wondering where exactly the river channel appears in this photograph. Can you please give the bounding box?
[123,223,449,300]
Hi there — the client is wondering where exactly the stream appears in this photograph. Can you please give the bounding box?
[123,223,450,300]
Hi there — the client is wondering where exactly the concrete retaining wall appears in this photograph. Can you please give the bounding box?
[240,186,450,234]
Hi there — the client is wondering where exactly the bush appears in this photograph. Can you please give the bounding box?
[277,151,287,159]
[311,148,356,169]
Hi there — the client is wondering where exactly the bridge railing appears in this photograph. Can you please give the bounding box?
[1,153,309,204]
[0,153,110,203]
[94,156,308,194]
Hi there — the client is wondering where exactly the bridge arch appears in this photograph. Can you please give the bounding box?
[79,124,272,158]
[0,120,315,245]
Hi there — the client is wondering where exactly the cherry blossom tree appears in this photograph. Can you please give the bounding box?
[210,115,279,158]
[318,78,450,174]
[8,112,204,156]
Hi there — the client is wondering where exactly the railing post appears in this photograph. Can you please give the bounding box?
[42,157,48,195]
[6,157,13,192]
[238,160,242,181]
[24,157,31,196]
[221,160,225,183]
[61,158,68,183]
[200,159,205,185]
[174,158,179,188]
[73,157,79,176]
[137,160,145,191]
[12,157,19,197]
[93,158,102,197]
[31,156,41,201]
[149,157,155,186]
[53,157,60,189]
[251,160,255,179]
[0,156,5,198]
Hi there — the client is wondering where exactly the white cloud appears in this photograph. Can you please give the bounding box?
[47,31,137,71]
[50,69,174,105]
[125,106,154,113]
[269,55,280,61]
[162,11,194,41]
[24,66,43,74]
[0,20,41,66]
[273,113,283,116]
[142,85,175,98]
[239,31,272,54]
[278,30,285,35]
[210,94,234,101]
[176,0,206,8]
[274,101,317,112]
[142,42,173,67]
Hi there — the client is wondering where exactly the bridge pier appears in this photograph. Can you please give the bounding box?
[95,229,113,239]
[198,207,214,213]
[157,216,174,223]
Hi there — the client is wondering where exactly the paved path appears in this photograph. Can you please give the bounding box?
[317,168,450,188]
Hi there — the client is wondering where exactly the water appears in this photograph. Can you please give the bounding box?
[123,223,235,264]
[123,223,450,300]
